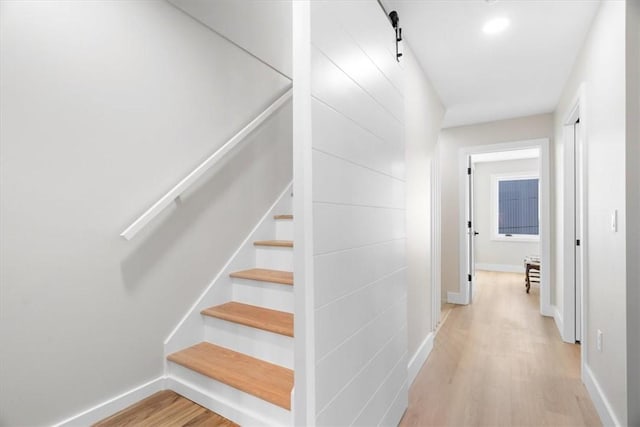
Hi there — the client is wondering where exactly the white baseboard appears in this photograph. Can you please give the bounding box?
[52,377,165,427]
[553,306,566,341]
[407,332,434,386]
[447,291,465,305]
[475,263,525,273]
[583,363,621,426]
[540,302,553,318]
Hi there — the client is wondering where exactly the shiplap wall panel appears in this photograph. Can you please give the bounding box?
[315,269,406,359]
[314,238,405,308]
[352,351,409,426]
[310,4,403,121]
[379,383,410,427]
[310,1,406,424]
[315,296,407,423]
[316,324,407,425]
[312,100,405,180]
[310,47,402,147]
[339,1,404,92]
[313,151,405,209]
[313,203,405,255]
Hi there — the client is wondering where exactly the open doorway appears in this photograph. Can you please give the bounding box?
[471,148,541,299]
[453,139,552,316]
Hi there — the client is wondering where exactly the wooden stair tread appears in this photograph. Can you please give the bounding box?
[254,240,293,248]
[274,214,293,220]
[202,302,293,337]
[230,268,293,285]
[167,342,293,410]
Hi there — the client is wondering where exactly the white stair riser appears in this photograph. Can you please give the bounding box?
[256,247,293,271]
[203,317,293,369]
[232,279,294,312]
[167,365,291,427]
[275,220,293,241]
[165,184,292,359]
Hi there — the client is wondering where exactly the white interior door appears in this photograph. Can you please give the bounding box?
[467,156,476,302]
[574,121,583,342]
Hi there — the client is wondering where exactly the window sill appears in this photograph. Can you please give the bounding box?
[491,235,540,243]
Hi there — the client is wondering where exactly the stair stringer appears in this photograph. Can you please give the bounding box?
[163,181,292,425]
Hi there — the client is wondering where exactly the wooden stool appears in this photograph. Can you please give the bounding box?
[524,256,540,293]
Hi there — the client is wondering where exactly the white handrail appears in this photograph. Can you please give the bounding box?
[120,86,293,240]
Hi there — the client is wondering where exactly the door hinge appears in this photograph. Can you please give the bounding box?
[468,274,472,282]
[467,167,471,175]
[576,239,581,246]
[468,220,472,228]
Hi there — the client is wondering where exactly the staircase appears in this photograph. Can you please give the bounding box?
[164,188,294,426]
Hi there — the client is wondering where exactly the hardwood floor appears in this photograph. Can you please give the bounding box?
[439,302,456,330]
[401,271,601,427]
[93,390,237,427]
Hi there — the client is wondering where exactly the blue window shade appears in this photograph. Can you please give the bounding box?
[498,179,539,235]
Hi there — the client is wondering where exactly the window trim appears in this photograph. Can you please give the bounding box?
[490,172,540,243]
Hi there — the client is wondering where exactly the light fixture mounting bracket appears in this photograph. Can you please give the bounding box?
[388,10,403,62]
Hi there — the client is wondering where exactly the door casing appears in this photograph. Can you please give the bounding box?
[562,83,588,348]
[452,138,552,315]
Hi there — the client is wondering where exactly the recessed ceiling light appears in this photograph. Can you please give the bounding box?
[483,17,510,34]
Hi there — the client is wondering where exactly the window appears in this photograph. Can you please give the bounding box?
[491,174,539,241]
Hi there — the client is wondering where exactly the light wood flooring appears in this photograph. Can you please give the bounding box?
[93,390,237,427]
[439,302,456,331]
[401,271,601,427]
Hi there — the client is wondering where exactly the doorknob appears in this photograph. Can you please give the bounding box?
[473,231,480,236]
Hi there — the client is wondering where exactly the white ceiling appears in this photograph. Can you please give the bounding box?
[384,0,601,128]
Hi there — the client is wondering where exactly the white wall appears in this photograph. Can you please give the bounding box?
[300,1,408,425]
[553,2,628,424]
[168,0,292,78]
[626,1,640,425]
[0,2,292,425]
[438,114,554,296]
[403,42,445,362]
[473,158,540,271]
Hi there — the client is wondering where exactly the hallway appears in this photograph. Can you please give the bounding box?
[400,271,600,427]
